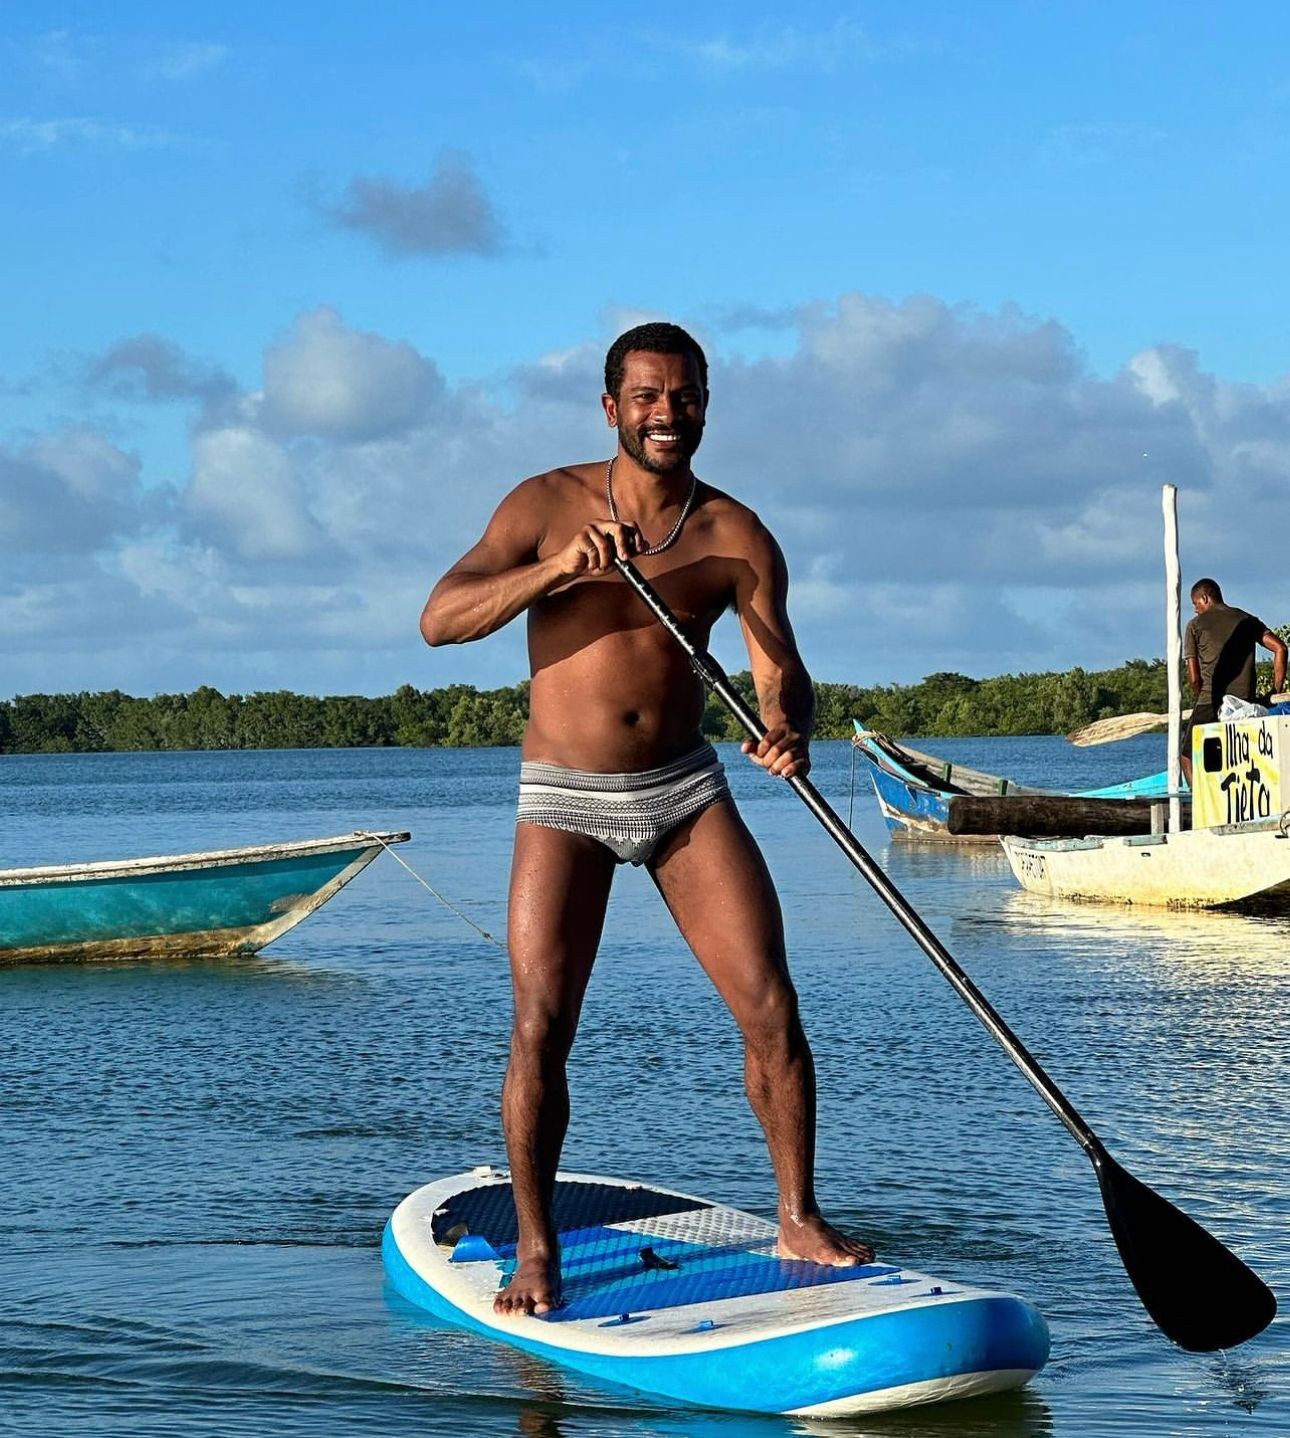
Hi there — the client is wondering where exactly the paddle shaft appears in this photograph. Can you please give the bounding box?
[613,555,1098,1154]
[616,556,1278,1350]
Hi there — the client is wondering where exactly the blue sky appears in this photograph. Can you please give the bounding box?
[5,2,1290,699]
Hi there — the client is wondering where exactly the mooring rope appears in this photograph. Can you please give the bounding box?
[847,737,857,829]
[364,832,507,953]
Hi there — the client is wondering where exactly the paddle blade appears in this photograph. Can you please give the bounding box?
[1094,1148,1276,1351]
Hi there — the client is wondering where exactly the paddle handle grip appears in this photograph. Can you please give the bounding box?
[614,555,1098,1155]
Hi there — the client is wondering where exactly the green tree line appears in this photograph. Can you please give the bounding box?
[0,655,1222,754]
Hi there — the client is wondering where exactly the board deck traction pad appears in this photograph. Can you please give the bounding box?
[439,1173,922,1319]
[383,1168,1050,1417]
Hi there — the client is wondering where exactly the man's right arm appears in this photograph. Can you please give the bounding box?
[421,551,565,647]
[420,481,637,647]
[1183,620,1203,696]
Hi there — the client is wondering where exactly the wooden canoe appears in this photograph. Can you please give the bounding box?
[852,726,1176,843]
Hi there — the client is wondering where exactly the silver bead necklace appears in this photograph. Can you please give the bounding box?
[605,457,697,558]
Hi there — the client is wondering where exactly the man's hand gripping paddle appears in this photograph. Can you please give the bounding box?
[613,554,1276,1353]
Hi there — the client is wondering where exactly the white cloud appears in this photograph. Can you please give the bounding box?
[10,29,228,87]
[22,29,83,82]
[506,19,916,93]
[148,42,228,82]
[0,428,143,558]
[117,535,228,605]
[186,426,321,560]
[695,298,1288,675]
[8,295,1290,698]
[28,428,137,501]
[1128,348,1183,407]
[260,306,443,440]
[0,573,164,643]
[0,117,176,154]
[677,18,881,73]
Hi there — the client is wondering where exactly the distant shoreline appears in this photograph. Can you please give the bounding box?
[0,658,1199,753]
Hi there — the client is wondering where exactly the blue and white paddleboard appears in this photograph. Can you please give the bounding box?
[383,1166,1050,1417]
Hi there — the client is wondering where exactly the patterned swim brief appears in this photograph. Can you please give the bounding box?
[516,742,731,866]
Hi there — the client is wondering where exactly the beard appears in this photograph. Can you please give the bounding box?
[618,420,704,474]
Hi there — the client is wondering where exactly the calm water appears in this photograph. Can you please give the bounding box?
[1,738,1285,1437]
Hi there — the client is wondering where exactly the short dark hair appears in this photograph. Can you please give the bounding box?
[1191,578,1223,603]
[604,322,708,399]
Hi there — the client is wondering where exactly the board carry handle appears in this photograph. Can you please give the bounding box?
[613,553,1276,1354]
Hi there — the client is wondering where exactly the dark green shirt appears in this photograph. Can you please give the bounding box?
[1182,604,1266,706]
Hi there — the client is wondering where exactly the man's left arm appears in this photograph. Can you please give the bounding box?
[1260,629,1287,694]
[733,521,814,778]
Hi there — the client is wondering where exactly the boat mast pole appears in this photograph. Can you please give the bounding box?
[1163,484,1182,833]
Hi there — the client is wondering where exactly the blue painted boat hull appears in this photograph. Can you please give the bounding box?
[853,724,1178,842]
[866,758,953,836]
[0,831,408,964]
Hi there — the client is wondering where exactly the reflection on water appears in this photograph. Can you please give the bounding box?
[503,1358,1055,1438]
[1209,1355,1276,1416]
[882,839,1015,885]
[997,887,1290,977]
[786,1388,1053,1438]
[995,885,1290,1000]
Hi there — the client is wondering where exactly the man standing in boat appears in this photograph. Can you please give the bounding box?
[1180,578,1287,786]
[421,322,873,1316]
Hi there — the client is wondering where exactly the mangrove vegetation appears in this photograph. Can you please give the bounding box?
[0,656,1220,753]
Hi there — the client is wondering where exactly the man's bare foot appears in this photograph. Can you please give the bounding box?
[778,1211,875,1266]
[494,1248,562,1317]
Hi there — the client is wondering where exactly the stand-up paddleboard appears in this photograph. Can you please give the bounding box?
[383,1167,1050,1417]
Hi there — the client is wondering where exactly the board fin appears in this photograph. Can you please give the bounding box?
[450,1233,500,1263]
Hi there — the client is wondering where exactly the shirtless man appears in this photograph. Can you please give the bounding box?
[421,322,873,1317]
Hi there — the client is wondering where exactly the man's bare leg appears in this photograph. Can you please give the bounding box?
[495,823,616,1317]
[650,799,874,1266]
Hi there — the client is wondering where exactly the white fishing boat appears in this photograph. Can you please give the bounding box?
[1004,487,1290,911]
[1002,816,1290,912]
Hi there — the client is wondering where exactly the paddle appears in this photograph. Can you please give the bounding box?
[1067,711,1182,746]
[614,554,1276,1353]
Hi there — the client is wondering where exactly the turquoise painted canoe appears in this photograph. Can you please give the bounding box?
[0,830,410,964]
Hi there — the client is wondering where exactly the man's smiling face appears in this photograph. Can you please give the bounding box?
[603,350,706,475]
